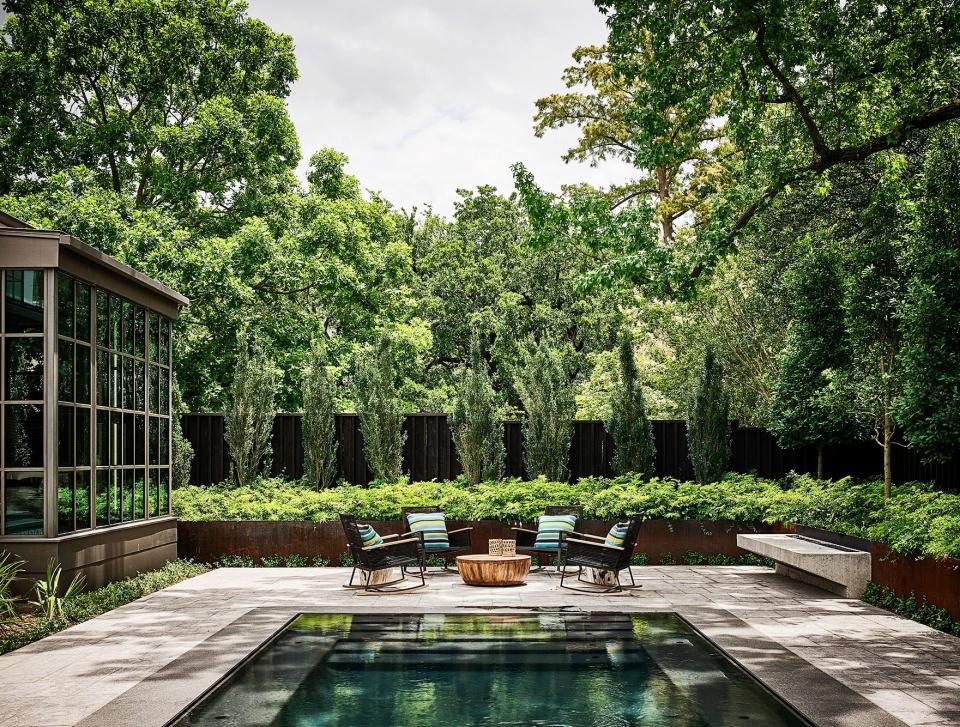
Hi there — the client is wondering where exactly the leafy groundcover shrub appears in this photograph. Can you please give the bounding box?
[174,473,960,560]
[0,559,209,656]
[862,582,960,638]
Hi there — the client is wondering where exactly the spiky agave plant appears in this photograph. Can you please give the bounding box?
[30,560,85,621]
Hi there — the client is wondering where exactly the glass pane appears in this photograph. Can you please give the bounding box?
[135,359,145,411]
[123,413,134,465]
[58,339,74,402]
[134,306,145,358]
[149,365,159,411]
[109,470,121,523]
[110,353,120,407]
[77,282,91,342]
[96,348,109,405]
[96,469,109,526]
[123,469,134,521]
[4,471,44,535]
[122,300,133,354]
[148,312,159,362]
[134,414,145,465]
[97,290,109,347]
[58,274,74,337]
[134,469,145,519]
[76,470,91,530]
[58,471,74,534]
[110,411,121,466]
[76,407,90,467]
[58,405,74,467]
[96,410,109,466]
[159,418,169,465]
[149,417,159,465]
[5,337,44,400]
[109,295,121,349]
[160,318,170,365]
[76,344,90,403]
[159,468,170,514]
[4,404,43,467]
[159,368,169,414]
[5,270,44,333]
[149,468,159,517]
[122,356,131,409]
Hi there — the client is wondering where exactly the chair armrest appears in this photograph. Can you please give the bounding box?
[447,527,473,535]
[574,532,609,541]
[365,538,420,551]
[380,533,401,541]
[565,537,623,551]
[512,526,538,547]
[511,527,538,535]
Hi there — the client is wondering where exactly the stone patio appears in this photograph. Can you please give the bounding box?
[1,565,958,726]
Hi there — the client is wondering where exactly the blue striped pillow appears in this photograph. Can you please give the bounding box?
[358,524,383,548]
[604,522,629,548]
[534,514,577,549]
[406,513,449,550]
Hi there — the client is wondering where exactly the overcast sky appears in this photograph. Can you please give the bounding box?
[247,0,636,215]
[2,2,638,216]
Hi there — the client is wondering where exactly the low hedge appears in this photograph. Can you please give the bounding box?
[173,473,960,560]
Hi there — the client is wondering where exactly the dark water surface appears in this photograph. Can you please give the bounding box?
[178,612,809,727]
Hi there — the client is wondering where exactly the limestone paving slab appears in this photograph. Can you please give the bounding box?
[0,566,956,726]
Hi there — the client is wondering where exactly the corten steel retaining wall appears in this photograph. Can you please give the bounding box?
[176,519,795,565]
[870,544,960,620]
[180,413,959,489]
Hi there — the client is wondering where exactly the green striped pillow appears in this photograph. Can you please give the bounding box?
[406,513,450,550]
[358,524,383,548]
[534,514,577,549]
[604,522,629,548]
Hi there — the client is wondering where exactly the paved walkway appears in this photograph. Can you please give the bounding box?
[0,566,958,726]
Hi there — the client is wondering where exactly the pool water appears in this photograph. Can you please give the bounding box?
[178,612,810,727]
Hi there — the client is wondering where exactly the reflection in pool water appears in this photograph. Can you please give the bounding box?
[179,612,809,727]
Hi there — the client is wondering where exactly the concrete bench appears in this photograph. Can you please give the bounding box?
[737,533,871,598]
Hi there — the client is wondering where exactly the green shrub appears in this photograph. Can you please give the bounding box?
[339,553,355,567]
[451,333,505,485]
[659,552,676,565]
[312,555,332,568]
[631,552,650,566]
[354,335,406,482]
[285,554,307,567]
[862,582,960,638]
[687,346,730,484]
[302,342,339,489]
[224,339,277,486]
[260,554,286,567]
[171,375,195,488]
[607,332,655,477]
[216,554,255,568]
[173,473,960,559]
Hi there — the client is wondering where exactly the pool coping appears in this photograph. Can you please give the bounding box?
[75,605,909,727]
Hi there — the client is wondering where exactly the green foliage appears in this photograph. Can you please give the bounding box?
[0,552,24,622]
[451,334,505,485]
[224,339,278,486]
[862,583,960,638]
[607,332,655,476]
[514,338,576,480]
[312,555,332,568]
[353,335,406,482]
[302,343,339,489]
[339,553,355,568]
[171,375,195,488]
[216,554,255,568]
[260,554,286,568]
[686,347,730,484]
[29,560,85,622]
[769,244,863,468]
[658,552,676,566]
[630,553,650,566]
[897,130,960,462]
[174,473,960,560]
[307,148,360,201]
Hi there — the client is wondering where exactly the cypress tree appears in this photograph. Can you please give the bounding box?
[686,346,730,484]
[224,338,277,487]
[302,341,339,489]
[451,333,505,485]
[353,335,406,482]
[607,332,656,476]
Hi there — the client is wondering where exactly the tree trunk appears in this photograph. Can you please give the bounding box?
[882,407,893,498]
[816,443,824,480]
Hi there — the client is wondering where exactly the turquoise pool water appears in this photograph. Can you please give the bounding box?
[178,612,810,726]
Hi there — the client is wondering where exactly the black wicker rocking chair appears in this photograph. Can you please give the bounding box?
[340,514,427,592]
[400,506,473,572]
[559,515,644,593]
[511,505,584,571]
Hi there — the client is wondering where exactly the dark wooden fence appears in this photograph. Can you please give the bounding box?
[180,413,958,489]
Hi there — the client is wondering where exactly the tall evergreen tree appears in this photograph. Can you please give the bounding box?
[224,338,277,486]
[769,245,863,478]
[353,335,406,482]
[607,332,656,476]
[451,333,505,485]
[514,338,576,481]
[302,341,339,489]
[687,346,730,484]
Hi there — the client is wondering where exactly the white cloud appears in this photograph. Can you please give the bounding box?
[245,0,638,215]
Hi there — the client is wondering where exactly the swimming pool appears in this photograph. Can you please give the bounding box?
[176,612,811,726]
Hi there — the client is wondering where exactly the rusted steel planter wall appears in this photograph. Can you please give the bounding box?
[870,544,960,620]
[176,519,793,565]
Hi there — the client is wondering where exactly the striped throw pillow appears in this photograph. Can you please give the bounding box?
[358,524,383,548]
[406,513,450,550]
[534,514,577,549]
[604,522,629,548]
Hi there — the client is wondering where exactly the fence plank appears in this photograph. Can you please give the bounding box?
[180,413,959,490]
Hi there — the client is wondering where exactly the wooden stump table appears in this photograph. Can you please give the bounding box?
[456,554,532,586]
